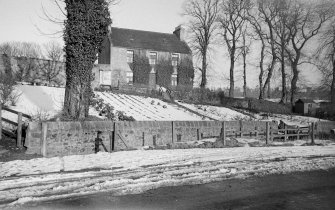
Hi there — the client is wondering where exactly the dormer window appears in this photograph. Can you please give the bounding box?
[149,52,157,65]
[127,50,134,63]
[172,53,179,66]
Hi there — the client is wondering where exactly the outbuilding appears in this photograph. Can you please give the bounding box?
[295,99,317,115]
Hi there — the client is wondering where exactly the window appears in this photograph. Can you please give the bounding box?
[126,71,133,84]
[127,50,134,63]
[171,53,179,66]
[149,52,157,65]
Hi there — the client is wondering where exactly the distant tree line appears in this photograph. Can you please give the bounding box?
[0,41,65,85]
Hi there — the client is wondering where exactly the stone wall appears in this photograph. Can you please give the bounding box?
[26,121,114,157]
[25,120,279,157]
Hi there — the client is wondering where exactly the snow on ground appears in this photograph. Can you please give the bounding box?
[177,101,250,121]
[95,92,203,121]
[0,145,335,207]
[2,85,209,122]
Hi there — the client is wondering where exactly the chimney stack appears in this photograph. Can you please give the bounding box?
[173,25,186,42]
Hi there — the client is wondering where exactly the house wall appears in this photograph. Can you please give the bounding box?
[92,64,111,89]
[295,102,305,114]
[107,47,193,88]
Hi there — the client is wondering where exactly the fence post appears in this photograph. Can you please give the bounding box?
[284,128,287,142]
[171,121,174,143]
[142,132,145,146]
[255,126,258,138]
[0,104,2,141]
[153,135,156,146]
[297,127,300,140]
[311,122,315,145]
[220,121,226,146]
[41,122,48,157]
[17,112,23,148]
[197,129,200,140]
[266,122,269,145]
[240,120,243,138]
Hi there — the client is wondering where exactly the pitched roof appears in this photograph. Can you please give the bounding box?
[110,27,191,54]
[296,98,315,103]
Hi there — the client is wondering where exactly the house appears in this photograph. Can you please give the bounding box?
[295,99,318,115]
[94,26,194,90]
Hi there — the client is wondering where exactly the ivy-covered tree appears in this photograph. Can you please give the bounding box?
[63,0,111,119]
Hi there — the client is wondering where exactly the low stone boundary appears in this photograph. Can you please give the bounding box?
[25,120,279,157]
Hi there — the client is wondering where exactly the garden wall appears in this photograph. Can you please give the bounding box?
[25,120,278,157]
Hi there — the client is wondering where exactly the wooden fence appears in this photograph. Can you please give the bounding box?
[219,121,315,145]
[0,105,32,148]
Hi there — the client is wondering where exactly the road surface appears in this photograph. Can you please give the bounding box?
[20,169,335,210]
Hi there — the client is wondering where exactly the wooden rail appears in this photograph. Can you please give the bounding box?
[0,105,32,148]
[218,122,315,145]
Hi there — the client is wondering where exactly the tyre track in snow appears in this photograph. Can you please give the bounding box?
[1,153,335,208]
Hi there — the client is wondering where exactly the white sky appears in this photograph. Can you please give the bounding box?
[0,0,322,89]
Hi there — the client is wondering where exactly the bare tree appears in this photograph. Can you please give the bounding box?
[241,26,251,98]
[271,0,291,104]
[183,0,220,89]
[316,21,335,104]
[285,0,334,105]
[43,41,64,61]
[246,4,267,100]
[0,41,43,82]
[0,41,42,58]
[218,0,251,98]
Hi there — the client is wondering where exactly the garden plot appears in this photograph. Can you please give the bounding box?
[95,92,204,121]
[176,101,250,121]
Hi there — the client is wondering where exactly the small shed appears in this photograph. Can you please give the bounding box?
[295,99,317,115]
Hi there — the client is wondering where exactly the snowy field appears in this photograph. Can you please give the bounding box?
[1,145,335,207]
[177,101,250,121]
[2,85,207,122]
[3,85,324,125]
[95,92,204,121]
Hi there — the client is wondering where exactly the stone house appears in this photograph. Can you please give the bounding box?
[94,26,194,89]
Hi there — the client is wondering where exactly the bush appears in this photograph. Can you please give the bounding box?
[173,87,225,104]
[0,72,18,106]
[90,93,135,121]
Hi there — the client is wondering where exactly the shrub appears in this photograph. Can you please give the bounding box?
[0,72,17,106]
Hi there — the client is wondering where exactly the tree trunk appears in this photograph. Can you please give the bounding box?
[290,64,299,106]
[267,80,271,98]
[331,60,335,104]
[229,54,235,98]
[258,42,265,100]
[200,51,207,89]
[243,49,247,98]
[64,81,89,120]
[229,46,235,98]
[280,60,286,104]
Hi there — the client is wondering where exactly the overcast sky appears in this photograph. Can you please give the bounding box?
[0,0,321,89]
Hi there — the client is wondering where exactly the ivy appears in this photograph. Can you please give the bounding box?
[131,54,151,85]
[177,57,194,86]
[63,0,112,120]
[156,58,174,87]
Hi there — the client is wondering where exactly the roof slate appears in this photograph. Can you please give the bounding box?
[110,27,191,54]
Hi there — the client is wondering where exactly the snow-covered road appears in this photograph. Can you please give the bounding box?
[1,145,335,208]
